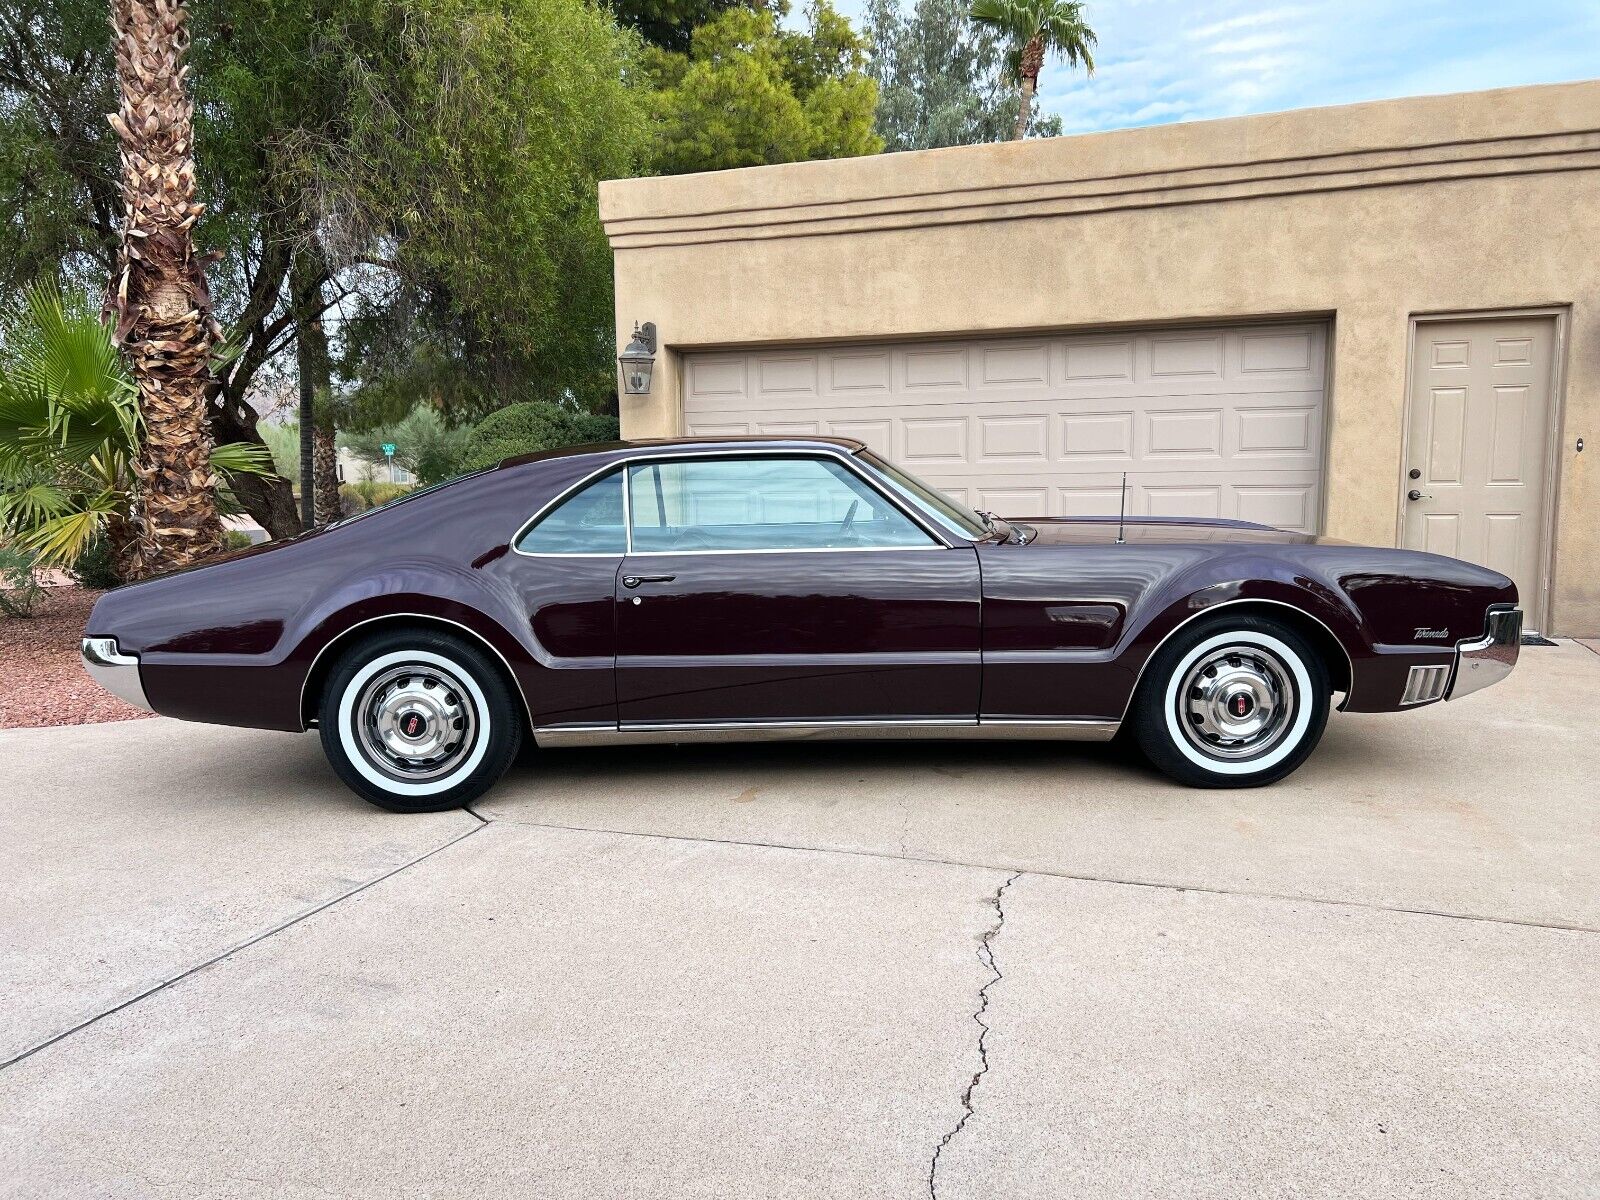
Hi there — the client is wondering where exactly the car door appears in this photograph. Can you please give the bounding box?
[615,452,981,728]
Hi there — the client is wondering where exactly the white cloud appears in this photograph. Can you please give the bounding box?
[1028,0,1600,135]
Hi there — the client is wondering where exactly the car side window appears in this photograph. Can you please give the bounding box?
[627,456,936,553]
[517,470,626,555]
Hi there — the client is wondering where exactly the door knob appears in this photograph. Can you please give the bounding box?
[1408,468,1421,480]
[623,574,676,589]
[1408,489,1424,502]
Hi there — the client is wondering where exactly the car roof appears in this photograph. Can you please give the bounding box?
[493,434,868,471]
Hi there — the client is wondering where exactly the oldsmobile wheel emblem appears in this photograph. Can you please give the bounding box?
[402,713,427,738]
[1231,694,1254,718]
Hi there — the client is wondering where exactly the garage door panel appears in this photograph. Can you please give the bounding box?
[1062,339,1136,382]
[825,352,893,395]
[755,355,819,398]
[902,347,969,391]
[1147,333,1226,379]
[684,322,1327,533]
[978,343,1050,388]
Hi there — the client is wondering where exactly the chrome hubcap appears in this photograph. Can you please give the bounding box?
[1178,643,1296,760]
[354,664,477,781]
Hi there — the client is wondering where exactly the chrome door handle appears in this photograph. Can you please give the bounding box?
[623,574,676,589]
[1407,489,1427,502]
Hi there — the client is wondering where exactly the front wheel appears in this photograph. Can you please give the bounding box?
[1130,615,1330,788]
[318,629,523,812]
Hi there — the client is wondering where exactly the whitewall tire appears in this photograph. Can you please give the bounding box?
[318,629,522,812]
[1131,615,1330,788]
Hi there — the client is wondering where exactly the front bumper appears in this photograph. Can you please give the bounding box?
[1448,607,1522,701]
[81,637,153,713]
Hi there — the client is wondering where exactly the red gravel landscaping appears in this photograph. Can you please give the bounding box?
[0,586,154,729]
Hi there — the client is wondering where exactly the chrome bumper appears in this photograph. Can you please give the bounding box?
[81,637,153,713]
[1448,608,1522,701]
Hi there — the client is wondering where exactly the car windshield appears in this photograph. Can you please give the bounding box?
[857,450,990,540]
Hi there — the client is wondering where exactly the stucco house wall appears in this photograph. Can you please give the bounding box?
[599,81,1600,634]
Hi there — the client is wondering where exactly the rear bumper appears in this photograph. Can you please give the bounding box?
[1448,607,1522,701]
[81,637,153,713]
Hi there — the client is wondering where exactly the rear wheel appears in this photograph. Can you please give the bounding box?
[318,629,522,812]
[1131,615,1330,788]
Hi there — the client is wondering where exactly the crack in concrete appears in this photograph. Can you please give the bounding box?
[928,871,1020,1199]
[0,822,487,1072]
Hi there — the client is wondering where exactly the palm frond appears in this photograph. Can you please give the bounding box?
[0,482,72,532]
[15,503,117,569]
[209,441,278,479]
[12,284,133,416]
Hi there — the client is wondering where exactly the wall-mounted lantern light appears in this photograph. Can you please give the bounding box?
[619,322,658,395]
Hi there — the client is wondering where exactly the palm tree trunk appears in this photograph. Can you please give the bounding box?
[105,0,224,578]
[1012,76,1035,140]
[1013,35,1045,140]
[313,423,341,520]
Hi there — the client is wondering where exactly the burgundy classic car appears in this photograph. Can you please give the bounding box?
[82,437,1521,811]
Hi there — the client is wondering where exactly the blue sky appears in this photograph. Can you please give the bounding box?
[839,0,1600,134]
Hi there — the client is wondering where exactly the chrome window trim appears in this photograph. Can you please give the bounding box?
[622,450,948,555]
[533,716,1116,748]
[510,463,629,560]
[297,612,533,731]
[1116,596,1357,723]
[855,450,990,541]
[509,448,957,559]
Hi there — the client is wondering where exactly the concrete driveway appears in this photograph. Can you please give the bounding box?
[3,642,1597,1197]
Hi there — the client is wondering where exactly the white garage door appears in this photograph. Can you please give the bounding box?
[682,322,1329,532]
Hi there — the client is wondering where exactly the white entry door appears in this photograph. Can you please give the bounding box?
[1403,315,1557,629]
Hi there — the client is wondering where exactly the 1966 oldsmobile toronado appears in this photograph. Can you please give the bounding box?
[82,436,1521,811]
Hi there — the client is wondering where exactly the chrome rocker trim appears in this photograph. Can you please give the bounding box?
[533,717,1118,748]
[1448,607,1522,701]
[81,637,153,713]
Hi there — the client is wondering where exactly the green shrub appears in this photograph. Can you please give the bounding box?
[461,402,619,472]
[0,547,44,618]
[68,536,124,590]
[338,481,412,517]
[223,530,255,552]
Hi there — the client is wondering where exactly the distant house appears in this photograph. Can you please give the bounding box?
[599,80,1599,636]
[337,446,415,487]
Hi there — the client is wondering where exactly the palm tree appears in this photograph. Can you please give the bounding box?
[104,0,225,577]
[969,0,1096,140]
[0,285,275,573]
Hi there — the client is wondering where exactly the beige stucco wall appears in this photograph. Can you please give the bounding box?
[601,81,1600,634]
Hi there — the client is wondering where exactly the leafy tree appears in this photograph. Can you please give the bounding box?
[0,0,647,537]
[862,0,1061,150]
[461,402,620,473]
[646,1,882,175]
[969,0,1095,139]
[609,0,750,52]
[0,285,272,573]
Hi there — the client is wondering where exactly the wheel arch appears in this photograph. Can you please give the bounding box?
[1120,595,1355,726]
[298,612,533,732]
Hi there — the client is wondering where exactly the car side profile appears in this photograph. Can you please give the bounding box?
[82,437,1521,811]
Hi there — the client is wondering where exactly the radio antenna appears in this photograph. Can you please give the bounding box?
[1115,471,1128,544]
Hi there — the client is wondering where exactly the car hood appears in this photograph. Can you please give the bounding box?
[1009,516,1344,546]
